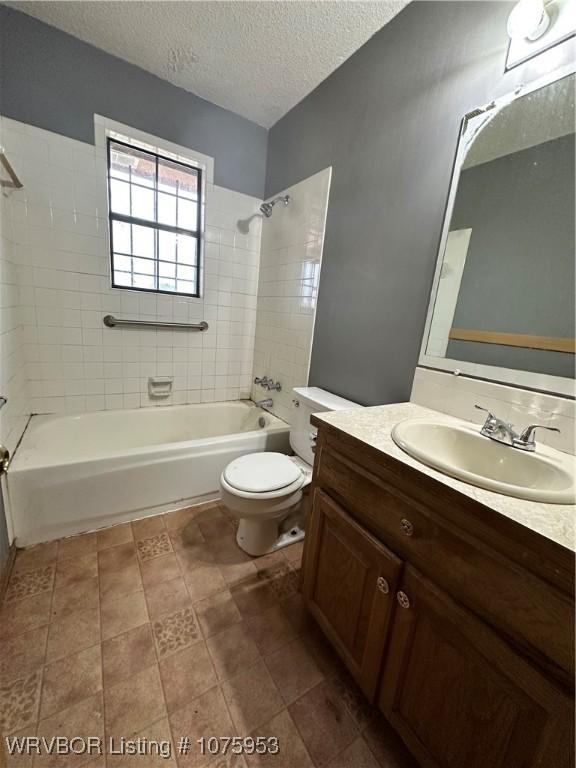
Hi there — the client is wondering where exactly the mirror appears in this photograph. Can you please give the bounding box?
[422,69,575,395]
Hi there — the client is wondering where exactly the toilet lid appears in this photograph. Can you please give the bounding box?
[223,453,302,493]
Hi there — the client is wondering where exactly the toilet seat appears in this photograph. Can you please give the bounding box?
[224,452,301,493]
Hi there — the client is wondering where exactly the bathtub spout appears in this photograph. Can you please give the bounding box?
[255,398,273,410]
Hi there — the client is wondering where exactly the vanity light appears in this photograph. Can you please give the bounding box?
[507,0,550,41]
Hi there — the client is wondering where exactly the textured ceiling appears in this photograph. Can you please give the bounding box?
[5,1,408,127]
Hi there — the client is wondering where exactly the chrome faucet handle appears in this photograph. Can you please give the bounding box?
[474,404,495,421]
[475,404,516,445]
[515,424,560,452]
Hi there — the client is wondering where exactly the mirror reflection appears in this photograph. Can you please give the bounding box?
[426,73,575,380]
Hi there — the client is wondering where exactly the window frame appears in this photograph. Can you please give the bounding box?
[106,136,203,299]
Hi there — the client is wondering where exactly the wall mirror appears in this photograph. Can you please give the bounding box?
[420,66,575,397]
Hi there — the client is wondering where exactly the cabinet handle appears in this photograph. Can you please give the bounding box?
[400,518,414,537]
[397,590,411,609]
[376,576,389,594]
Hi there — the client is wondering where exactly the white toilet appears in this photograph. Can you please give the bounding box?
[220,387,361,556]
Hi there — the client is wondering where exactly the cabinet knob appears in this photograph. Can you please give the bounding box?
[396,590,411,609]
[376,576,389,594]
[400,518,414,537]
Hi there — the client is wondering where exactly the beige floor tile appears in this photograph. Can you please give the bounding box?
[184,564,226,603]
[168,685,234,768]
[0,592,53,639]
[265,638,324,705]
[46,607,101,663]
[0,626,48,684]
[51,577,99,622]
[131,515,166,541]
[4,565,55,604]
[54,553,98,590]
[57,533,97,562]
[176,548,215,580]
[167,522,204,552]
[195,590,242,638]
[97,542,138,574]
[136,533,173,562]
[332,671,378,731]
[102,623,156,686]
[218,559,257,588]
[197,517,234,542]
[12,541,58,574]
[279,593,314,636]
[164,502,222,531]
[159,642,217,713]
[99,563,143,605]
[362,713,420,768]
[151,607,202,658]
[0,669,43,734]
[221,661,283,736]
[145,576,192,620]
[247,708,313,768]
[4,723,37,768]
[104,663,166,739]
[40,645,103,720]
[327,738,380,768]
[96,522,133,551]
[101,591,149,641]
[140,553,182,588]
[35,692,104,768]
[244,605,298,657]
[206,622,260,680]
[257,562,300,603]
[230,574,277,620]
[288,680,358,766]
[283,541,304,565]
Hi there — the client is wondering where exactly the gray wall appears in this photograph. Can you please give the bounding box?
[266,1,575,405]
[0,5,267,198]
[447,134,575,378]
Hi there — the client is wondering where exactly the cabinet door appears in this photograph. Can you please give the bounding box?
[379,566,574,768]
[302,488,402,700]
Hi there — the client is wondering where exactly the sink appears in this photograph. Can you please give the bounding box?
[391,418,576,504]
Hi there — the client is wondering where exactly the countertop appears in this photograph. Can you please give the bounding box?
[313,402,575,552]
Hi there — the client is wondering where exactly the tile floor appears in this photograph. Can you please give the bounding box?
[0,501,418,767]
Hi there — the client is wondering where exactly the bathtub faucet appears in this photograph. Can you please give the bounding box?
[254,398,273,410]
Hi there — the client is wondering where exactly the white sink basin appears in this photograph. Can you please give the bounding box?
[392,418,576,504]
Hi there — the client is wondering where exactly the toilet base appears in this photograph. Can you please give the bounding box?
[236,515,305,557]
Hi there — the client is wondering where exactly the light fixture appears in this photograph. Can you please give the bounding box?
[507,0,550,41]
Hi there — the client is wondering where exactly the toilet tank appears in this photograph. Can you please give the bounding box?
[289,387,362,465]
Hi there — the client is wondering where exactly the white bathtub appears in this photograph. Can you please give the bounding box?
[5,401,290,546]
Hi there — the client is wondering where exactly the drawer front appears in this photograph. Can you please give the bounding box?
[315,444,575,681]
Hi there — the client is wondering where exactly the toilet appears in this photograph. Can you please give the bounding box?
[220,387,361,556]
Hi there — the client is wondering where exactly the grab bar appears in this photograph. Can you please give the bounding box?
[103,315,208,331]
[0,148,23,189]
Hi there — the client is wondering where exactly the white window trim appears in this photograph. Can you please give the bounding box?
[94,115,213,299]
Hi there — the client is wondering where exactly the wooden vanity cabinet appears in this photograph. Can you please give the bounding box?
[301,423,575,768]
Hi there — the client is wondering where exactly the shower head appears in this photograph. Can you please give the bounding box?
[260,195,290,218]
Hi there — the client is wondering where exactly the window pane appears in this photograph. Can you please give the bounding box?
[158,158,198,199]
[110,180,130,215]
[177,234,197,265]
[177,280,196,294]
[133,256,155,276]
[114,254,131,272]
[159,277,176,292]
[158,230,177,262]
[110,142,155,187]
[158,193,176,226]
[132,224,155,259]
[133,273,155,290]
[114,270,132,287]
[177,197,197,229]
[112,220,131,254]
[177,264,196,282]
[131,185,155,221]
[159,261,176,279]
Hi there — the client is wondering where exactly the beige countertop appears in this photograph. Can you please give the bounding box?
[313,402,576,553]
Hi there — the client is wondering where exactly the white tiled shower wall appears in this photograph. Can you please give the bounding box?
[251,168,331,423]
[0,117,262,416]
[411,367,575,454]
[0,118,31,452]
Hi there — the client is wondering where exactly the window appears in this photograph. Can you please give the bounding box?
[107,138,202,297]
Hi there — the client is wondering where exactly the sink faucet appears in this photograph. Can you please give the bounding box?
[255,398,273,410]
[475,405,560,452]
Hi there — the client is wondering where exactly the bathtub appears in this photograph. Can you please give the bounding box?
[5,401,290,546]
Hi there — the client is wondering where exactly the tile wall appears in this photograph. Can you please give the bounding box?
[411,367,575,454]
[0,118,31,453]
[251,169,331,423]
[0,117,262,415]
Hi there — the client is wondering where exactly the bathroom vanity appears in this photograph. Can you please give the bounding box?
[301,403,575,768]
